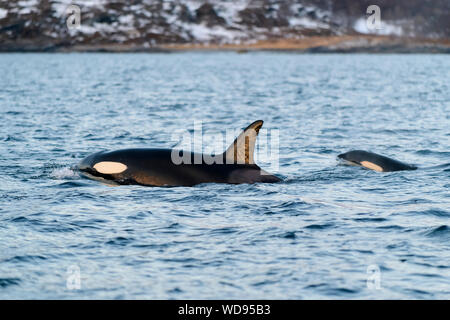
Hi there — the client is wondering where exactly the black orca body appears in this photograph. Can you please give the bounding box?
[337,150,417,172]
[78,121,281,187]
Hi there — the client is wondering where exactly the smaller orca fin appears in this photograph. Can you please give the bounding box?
[224,120,263,164]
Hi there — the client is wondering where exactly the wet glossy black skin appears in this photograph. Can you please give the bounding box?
[78,148,281,187]
[338,150,417,172]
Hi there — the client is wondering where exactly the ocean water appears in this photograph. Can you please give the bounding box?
[0,53,449,299]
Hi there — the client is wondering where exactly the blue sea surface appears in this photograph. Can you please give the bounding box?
[0,53,449,299]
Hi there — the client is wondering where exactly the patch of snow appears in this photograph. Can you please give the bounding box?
[16,0,39,14]
[291,3,304,14]
[19,8,33,14]
[114,35,127,43]
[215,0,250,25]
[143,10,153,18]
[118,14,134,26]
[354,17,403,36]
[184,23,245,43]
[0,8,8,20]
[183,0,203,13]
[52,0,73,17]
[69,21,131,36]
[162,1,172,11]
[94,23,117,33]
[17,0,38,8]
[289,3,330,29]
[312,7,329,20]
[129,4,143,12]
[72,24,97,35]
[289,17,329,29]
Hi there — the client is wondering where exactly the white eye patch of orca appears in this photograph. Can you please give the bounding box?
[93,161,128,174]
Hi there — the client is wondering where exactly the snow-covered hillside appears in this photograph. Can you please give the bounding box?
[0,0,448,51]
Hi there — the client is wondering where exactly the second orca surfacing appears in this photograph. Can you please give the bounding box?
[337,150,418,172]
[78,120,281,187]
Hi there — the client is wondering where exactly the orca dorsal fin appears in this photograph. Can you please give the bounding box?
[224,120,263,164]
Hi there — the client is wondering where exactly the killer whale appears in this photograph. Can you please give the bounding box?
[337,150,417,172]
[78,120,281,187]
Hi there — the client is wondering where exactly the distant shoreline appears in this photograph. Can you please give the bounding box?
[1,35,449,53]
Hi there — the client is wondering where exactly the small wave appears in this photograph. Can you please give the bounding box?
[378,225,405,231]
[304,283,327,289]
[114,131,131,139]
[300,197,374,210]
[415,150,450,156]
[4,255,47,263]
[41,224,80,233]
[278,231,297,239]
[403,288,433,297]
[354,217,387,223]
[3,135,24,142]
[390,198,431,205]
[398,208,450,218]
[420,209,450,217]
[167,287,184,294]
[287,170,355,183]
[310,285,360,296]
[273,201,302,209]
[51,181,87,188]
[328,287,359,295]
[425,225,450,238]
[0,278,21,288]
[252,279,279,287]
[171,194,211,202]
[4,111,23,115]
[160,257,200,264]
[430,162,450,169]
[106,237,135,246]
[10,216,29,223]
[71,219,106,230]
[305,223,334,230]
[209,227,239,235]
[50,167,79,180]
